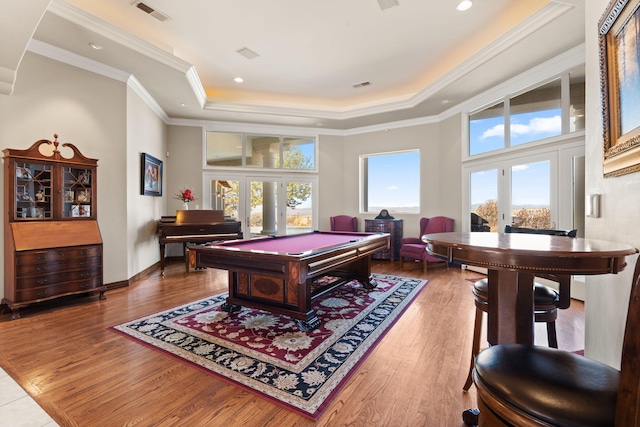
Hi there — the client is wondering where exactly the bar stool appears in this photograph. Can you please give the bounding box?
[462,277,560,391]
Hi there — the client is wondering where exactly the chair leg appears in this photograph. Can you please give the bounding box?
[399,256,404,269]
[422,258,427,273]
[464,308,484,391]
[547,321,558,349]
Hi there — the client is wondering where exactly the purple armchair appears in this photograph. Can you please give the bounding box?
[330,215,358,232]
[399,216,454,273]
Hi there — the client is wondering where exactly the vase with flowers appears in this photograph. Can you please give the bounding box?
[175,188,196,210]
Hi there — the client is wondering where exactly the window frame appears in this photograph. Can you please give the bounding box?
[204,131,318,173]
[466,69,584,160]
[359,149,421,215]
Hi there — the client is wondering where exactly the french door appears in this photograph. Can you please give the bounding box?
[468,156,554,233]
[202,173,317,238]
[464,144,584,234]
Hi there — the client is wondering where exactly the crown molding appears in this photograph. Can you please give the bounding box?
[44,0,577,122]
[48,0,193,74]
[28,38,170,123]
[127,75,169,122]
[185,67,207,109]
[32,0,583,136]
[27,39,131,82]
[448,43,585,120]
[408,1,576,108]
[0,65,16,95]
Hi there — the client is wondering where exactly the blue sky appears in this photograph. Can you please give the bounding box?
[617,12,640,135]
[470,109,561,155]
[469,109,558,208]
[367,151,420,209]
[471,161,550,208]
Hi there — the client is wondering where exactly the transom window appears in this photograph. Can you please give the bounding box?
[206,132,315,171]
[469,70,585,157]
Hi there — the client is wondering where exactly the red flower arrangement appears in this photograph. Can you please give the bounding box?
[175,188,196,203]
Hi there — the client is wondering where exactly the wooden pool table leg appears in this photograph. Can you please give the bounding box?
[361,276,377,289]
[295,315,321,332]
[221,302,241,313]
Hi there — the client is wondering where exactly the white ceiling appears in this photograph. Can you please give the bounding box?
[3,0,585,130]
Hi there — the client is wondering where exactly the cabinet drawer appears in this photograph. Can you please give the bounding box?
[15,278,103,302]
[366,225,389,232]
[16,256,101,277]
[17,246,101,265]
[16,268,101,290]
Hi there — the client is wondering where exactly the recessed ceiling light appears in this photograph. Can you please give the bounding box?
[89,43,103,50]
[178,103,187,107]
[456,1,473,11]
[234,77,244,83]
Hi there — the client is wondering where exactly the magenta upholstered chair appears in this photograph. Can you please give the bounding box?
[330,215,358,232]
[399,216,454,273]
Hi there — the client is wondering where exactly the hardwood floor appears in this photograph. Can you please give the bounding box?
[0,261,584,426]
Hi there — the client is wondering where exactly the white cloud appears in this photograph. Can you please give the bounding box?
[481,124,505,139]
[512,164,529,172]
[511,115,561,137]
[481,115,561,140]
[386,185,399,191]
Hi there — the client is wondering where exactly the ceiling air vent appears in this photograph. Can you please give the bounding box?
[236,47,260,60]
[352,81,371,88]
[377,0,399,11]
[132,1,170,22]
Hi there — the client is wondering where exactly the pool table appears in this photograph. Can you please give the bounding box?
[190,230,389,330]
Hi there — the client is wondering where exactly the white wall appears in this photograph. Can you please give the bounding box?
[166,125,203,213]
[126,85,167,278]
[342,122,462,238]
[317,134,346,230]
[0,52,170,291]
[585,1,640,367]
[164,122,463,240]
[0,52,129,295]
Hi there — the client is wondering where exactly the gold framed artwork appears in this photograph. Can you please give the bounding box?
[600,0,640,177]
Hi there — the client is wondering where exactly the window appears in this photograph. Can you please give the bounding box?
[281,137,315,170]
[361,151,420,214]
[510,80,561,147]
[206,132,316,171]
[510,160,551,228]
[470,103,505,156]
[469,71,585,157]
[203,174,316,238]
[206,132,243,167]
[464,142,585,235]
[205,131,317,236]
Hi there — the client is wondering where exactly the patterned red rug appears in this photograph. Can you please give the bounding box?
[111,274,427,420]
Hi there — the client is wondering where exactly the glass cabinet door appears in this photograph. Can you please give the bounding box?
[14,162,52,220]
[62,166,93,218]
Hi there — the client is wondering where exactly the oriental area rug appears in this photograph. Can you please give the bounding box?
[111,274,427,420]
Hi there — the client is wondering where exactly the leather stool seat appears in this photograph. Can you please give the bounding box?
[474,344,619,427]
[463,278,561,391]
[473,278,560,307]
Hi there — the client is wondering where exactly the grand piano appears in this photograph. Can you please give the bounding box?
[156,210,242,275]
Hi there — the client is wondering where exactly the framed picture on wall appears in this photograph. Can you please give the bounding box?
[141,153,163,196]
[600,0,640,177]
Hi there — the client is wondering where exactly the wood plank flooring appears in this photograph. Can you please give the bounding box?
[0,261,584,426]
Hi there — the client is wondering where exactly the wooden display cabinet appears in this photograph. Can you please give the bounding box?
[364,219,403,261]
[3,134,105,319]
